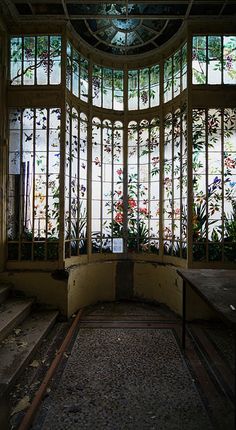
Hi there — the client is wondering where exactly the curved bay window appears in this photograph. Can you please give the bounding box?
[6,30,236,268]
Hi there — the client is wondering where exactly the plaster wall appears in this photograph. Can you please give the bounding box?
[67,261,116,316]
[0,262,216,320]
[0,272,68,314]
[133,262,217,320]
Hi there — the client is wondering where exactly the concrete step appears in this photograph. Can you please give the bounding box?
[0,299,34,342]
[0,285,10,305]
[0,310,58,395]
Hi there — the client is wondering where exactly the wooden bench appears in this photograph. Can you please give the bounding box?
[177,269,236,428]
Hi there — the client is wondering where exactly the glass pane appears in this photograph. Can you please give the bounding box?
[164,57,172,102]
[113,70,124,110]
[150,65,159,107]
[23,36,35,85]
[139,68,149,109]
[10,37,23,85]
[37,36,49,85]
[80,57,89,102]
[192,36,207,84]
[103,68,112,109]
[92,65,102,107]
[49,35,61,85]
[128,70,138,110]
[223,36,236,84]
[208,36,222,84]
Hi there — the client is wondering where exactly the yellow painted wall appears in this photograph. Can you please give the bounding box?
[133,262,217,320]
[133,262,182,314]
[67,261,116,316]
[0,272,68,314]
[0,261,216,320]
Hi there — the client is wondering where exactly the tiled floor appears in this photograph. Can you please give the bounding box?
[10,301,235,430]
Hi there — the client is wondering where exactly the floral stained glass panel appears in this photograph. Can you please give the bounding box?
[192,108,236,262]
[8,108,61,261]
[163,107,187,258]
[223,36,236,84]
[92,118,124,253]
[65,105,88,257]
[127,119,160,253]
[10,36,61,86]
[192,35,236,85]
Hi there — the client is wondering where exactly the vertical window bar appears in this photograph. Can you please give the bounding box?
[69,106,72,257]
[35,37,38,85]
[205,109,209,262]
[32,108,36,259]
[148,122,151,251]
[47,36,50,85]
[21,37,24,86]
[180,45,183,93]
[137,122,140,251]
[138,70,140,110]
[206,36,209,84]
[77,109,80,256]
[148,67,151,109]
[100,123,103,252]
[101,67,104,109]
[45,108,49,259]
[171,111,174,255]
[111,122,114,250]
[34,36,37,85]
[221,35,223,85]
[180,109,183,257]
[221,108,224,261]
[19,109,23,259]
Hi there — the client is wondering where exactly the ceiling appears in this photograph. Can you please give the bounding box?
[2,1,236,55]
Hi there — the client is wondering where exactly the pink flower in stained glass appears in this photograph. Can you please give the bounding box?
[94,157,101,166]
[224,156,236,169]
[152,157,159,166]
[128,198,136,209]
[139,207,148,215]
[117,168,123,176]
[115,213,123,224]
[174,208,181,217]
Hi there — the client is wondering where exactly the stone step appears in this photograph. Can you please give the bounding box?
[0,310,58,395]
[0,285,10,305]
[0,299,34,342]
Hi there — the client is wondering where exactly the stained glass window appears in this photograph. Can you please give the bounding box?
[163,107,187,258]
[92,118,124,253]
[92,66,124,110]
[66,43,89,102]
[192,35,236,85]
[127,119,160,253]
[128,66,160,110]
[164,57,172,102]
[164,44,186,103]
[92,65,102,107]
[65,105,88,258]
[10,36,61,86]
[223,36,236,84]
[192,108,236,262]
[7,32,236,267]
[8,108,61,260]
